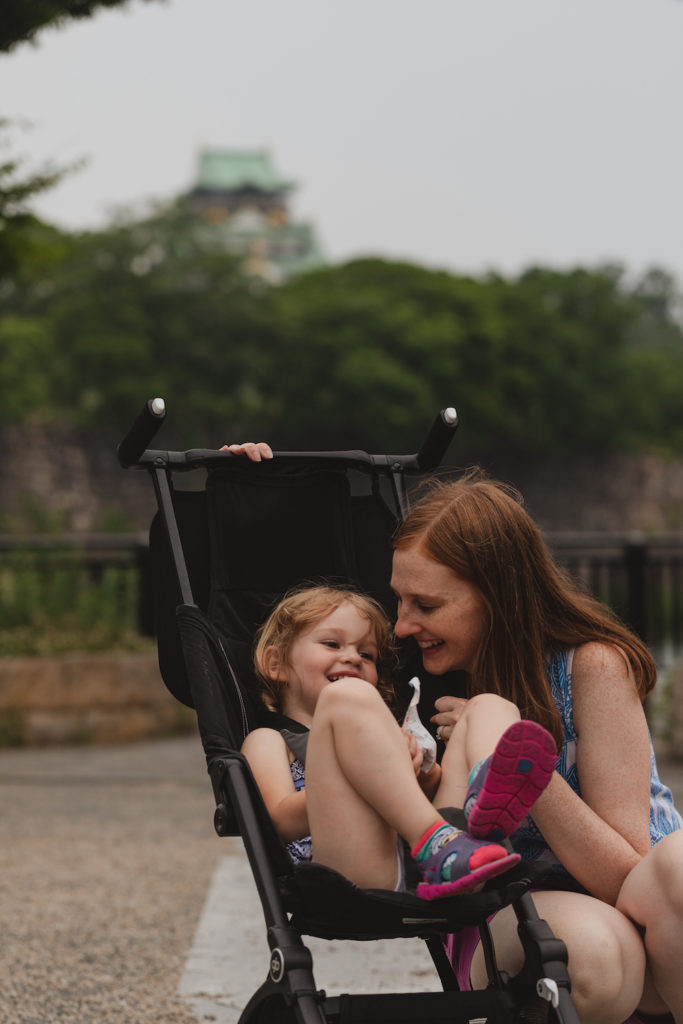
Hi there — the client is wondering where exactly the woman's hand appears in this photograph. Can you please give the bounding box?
[430,695,468,744]
[220,442,273,462]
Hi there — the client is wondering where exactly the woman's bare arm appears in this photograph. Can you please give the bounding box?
[531,642,652,903]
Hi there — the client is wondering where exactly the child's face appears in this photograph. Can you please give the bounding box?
[268,603,380,723]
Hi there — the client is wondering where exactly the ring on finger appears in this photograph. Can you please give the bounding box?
[436,726,444,741]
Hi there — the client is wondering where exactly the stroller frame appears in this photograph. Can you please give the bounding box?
[119,399,580,1024]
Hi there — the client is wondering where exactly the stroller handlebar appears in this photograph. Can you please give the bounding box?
[117,398,167,468]
[117,400,458,474]
[415,407,459,471]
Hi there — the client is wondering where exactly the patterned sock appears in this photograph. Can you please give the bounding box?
[412,821,458,860]
[468,757,488,786]
[412,821,461,882]
[412,819,514,887]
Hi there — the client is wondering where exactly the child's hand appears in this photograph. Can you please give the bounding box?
[403,729,424,776]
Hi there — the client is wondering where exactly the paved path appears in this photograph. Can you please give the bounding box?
[2,736,682,1024]
[0,737,218,1024]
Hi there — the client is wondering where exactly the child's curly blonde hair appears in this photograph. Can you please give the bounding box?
[253,584,397,713]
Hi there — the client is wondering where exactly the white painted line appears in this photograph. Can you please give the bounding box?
[180,844,439,1023]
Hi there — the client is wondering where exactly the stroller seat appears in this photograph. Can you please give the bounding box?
[119,399,580,1024]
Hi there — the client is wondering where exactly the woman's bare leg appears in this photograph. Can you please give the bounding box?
[471,890,646,1024]
[305,679,442,889]
[617,829,683,1021]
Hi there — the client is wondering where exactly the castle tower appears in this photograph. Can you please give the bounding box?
[185,149,325,282]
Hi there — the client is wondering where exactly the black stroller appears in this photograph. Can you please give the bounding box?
[118,399,580,1024]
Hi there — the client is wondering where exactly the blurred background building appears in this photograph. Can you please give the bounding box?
[184,149,325,282]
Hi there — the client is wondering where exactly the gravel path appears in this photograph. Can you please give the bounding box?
[2,735,682,1024]
[0,736,221,1024]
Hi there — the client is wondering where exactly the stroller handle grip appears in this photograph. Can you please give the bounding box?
[117,398,167,468]
[117,402,458,473]
[416,407,459,471]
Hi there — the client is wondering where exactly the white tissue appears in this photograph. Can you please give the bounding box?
[402,676,437,774]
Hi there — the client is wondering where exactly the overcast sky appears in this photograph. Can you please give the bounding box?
[2,0,682,282]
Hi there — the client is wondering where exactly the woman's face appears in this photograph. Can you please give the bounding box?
[390,544,488,675]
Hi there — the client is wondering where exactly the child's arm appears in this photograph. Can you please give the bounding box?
[241,728,309,843]
[418,761,442,800]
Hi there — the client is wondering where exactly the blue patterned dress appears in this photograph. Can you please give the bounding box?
[511,647,682,886]
[285,757,313,864]
[444,647,683,991]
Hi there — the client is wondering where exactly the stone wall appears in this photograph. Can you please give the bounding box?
[0,424,157,533]
[3,425,683,533]
[0,652,194,746]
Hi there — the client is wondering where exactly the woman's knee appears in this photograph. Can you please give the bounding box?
[647,832,683,911]
[566,908,645,1023]
[619,830,683,926]
[650,831,683,900]
[482,894,645,1024]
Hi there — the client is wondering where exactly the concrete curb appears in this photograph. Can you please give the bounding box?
[179,848,437,1024]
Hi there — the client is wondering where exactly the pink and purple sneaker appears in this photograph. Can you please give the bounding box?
[464,720,557,841]
[413,822,521,900]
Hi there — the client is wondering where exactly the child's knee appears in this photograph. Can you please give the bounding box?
[317,677,383,717]
[463,692,520,722]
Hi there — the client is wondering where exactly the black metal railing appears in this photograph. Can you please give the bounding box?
[0,533,152,641]
[2,532,683,668]
[548,532,683,668]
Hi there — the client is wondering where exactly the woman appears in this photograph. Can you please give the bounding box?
[230,443,681,1020]
[390,471,683,1024]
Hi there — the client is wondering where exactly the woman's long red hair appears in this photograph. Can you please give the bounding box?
[393,471,656,747]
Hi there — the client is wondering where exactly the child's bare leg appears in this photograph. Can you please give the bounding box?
[307,680,520,895]
[617,829,683,1021]
[306,679,440,888]
[433,693,521,809]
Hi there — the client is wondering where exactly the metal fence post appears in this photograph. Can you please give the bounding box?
[624,534,648,643]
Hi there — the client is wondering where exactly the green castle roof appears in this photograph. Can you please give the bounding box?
[197,150,294,193]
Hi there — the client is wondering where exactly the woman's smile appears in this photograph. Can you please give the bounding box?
[390,545,487,675]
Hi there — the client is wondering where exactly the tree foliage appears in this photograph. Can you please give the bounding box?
[0,0,161,52]
[3,3,682,460]
[2,201,683,455]
[0,121,73,283]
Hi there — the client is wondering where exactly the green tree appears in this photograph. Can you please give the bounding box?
[258,260,643,454]
[0,121,72,283]
[261,259,491,450]
[0,0,163,289]
[4,208,683,461]
[0,0,161,53]
[7,203,280,435]
[493,266,639,453]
